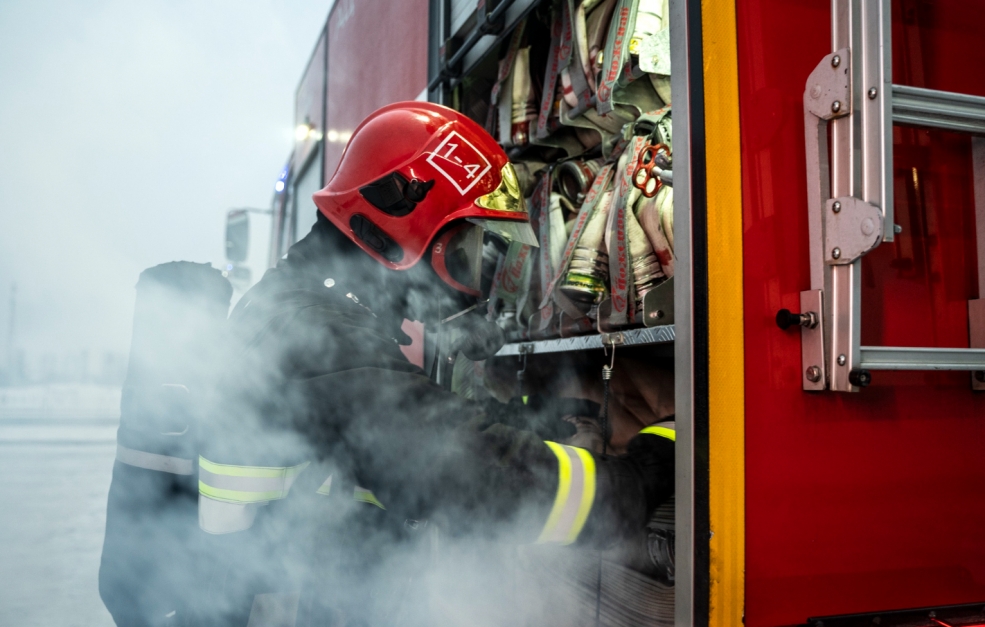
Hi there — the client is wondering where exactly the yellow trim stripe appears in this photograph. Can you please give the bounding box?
[640,425,677,441]
[198,457,309,505]
[538,441,573,543]
[353,487,386,510]
[537,442,596,545]
[703,0,746,623]
[199,456,308,479]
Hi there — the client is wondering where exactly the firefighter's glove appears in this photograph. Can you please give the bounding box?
[580,429,675,549]
[624,427,676,515]
[442,311,506,361]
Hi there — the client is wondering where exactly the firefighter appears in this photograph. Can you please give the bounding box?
[197,102,675,626]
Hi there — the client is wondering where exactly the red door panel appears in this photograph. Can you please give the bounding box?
[737,1,985,625]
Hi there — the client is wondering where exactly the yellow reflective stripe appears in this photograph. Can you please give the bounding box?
[537,442,595,545]
[353,487,385,510]
[314,478,385,509]
[537,441,573,543]
[640,425,676,442]
[199,456,307,479]
[198,483,287,504]
[569,447,596,543]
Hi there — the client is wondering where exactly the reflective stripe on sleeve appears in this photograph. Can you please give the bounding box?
[537,442,596,545]
[640,420,676,442]
[314,476,385,509]
[353,486,385,510]
[116,444,194,475]
[198,457,309,504]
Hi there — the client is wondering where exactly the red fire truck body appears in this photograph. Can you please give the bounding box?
[242,1,985,625]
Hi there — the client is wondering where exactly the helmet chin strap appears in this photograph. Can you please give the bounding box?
[440,303,480,325]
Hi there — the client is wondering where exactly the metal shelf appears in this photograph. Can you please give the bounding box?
[494,325,675,357]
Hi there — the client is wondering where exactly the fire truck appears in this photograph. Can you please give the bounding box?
[223,0,985,625]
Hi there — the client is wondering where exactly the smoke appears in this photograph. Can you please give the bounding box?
[0,0,328,373]
[0,2,335,625]
[0,3,677,624]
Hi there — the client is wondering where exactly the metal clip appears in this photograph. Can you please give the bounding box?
[601,332,625,347]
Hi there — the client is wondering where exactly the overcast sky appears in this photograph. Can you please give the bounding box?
[0,0,331,362]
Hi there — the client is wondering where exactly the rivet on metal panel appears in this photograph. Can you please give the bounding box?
[868,87,878,99]
[602,332,625,346]
[832,201,841,213]
[894,224,902,234]
[831,100,842,113]
[837,354,847,366]
[806,366,821,382]
[831,55,840,68]
[832,247,841,259]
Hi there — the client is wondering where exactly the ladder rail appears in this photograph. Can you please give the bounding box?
[798,0,985,390]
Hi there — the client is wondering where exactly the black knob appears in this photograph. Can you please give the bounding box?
[849,369,872,388]
[776,309,798,329]
[776,309,818,330]
[776,309,817,331]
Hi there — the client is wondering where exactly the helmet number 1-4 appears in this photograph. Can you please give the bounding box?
[426,131,492,196]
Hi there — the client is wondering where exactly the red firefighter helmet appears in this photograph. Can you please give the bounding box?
[312,101,536,296]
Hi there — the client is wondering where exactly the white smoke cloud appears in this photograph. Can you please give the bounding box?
[0,0,328,363]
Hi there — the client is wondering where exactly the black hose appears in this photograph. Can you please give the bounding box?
[595,363,613,627]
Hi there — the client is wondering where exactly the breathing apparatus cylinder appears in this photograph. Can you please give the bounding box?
[99,261,232,626]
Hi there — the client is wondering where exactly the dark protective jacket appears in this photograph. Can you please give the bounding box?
[196,217,675,625]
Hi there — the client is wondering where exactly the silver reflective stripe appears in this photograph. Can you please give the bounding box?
[246,591,300,627]
[199,495,260,535]
[116,444,194,475]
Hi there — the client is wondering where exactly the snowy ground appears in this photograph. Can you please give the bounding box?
[0,385,118,626]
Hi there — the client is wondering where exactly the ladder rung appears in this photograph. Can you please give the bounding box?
[892,84,985,134]
[860,346,985,371]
